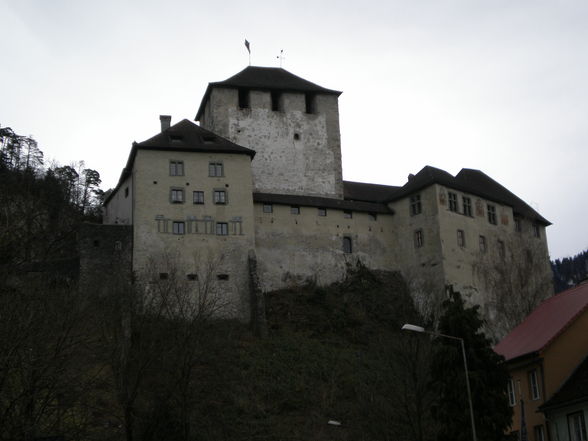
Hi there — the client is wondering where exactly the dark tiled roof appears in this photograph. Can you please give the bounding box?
[196,66,341,120]
[343,181,400,203]
[539,355,588,411]
[494,283,588,361]
[385,165,550,225]
[105,119,255,204]
[253,192,393,214]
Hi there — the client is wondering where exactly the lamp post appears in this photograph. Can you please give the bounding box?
[401,323,478,441]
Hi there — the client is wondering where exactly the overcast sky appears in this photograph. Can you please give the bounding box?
[1,0,587,260]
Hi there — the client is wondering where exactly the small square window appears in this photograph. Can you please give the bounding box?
[263,203,273,213]
[414,230,424,248]
[193,191,204,204]
[507,379,516,407]
[528,369,541,400]
[448,192,458,212]
[410,194,422,216]
[290,206,300,215]
[343,236,352,254]
[172,221,185,235]
[159,273,169,280]
[169,160,184,176]
[343,210,353,219]
[533,224,541,238]
[487,204,497,225]
[209,162,223,177]
[462,197,472,217]
[170,188,184,203]
[216,222,228,236]
[217,274,229,281]
[187,273,198,281]
[214,190,227,205]
[479,235,487,253]
[457,229,466,248]
[318,207,327,217]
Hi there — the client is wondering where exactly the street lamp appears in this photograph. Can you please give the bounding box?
[401,323,478,441]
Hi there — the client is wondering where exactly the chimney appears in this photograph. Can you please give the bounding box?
[159,115,171,132]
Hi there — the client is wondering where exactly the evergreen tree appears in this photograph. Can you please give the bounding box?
[430,290,512,441]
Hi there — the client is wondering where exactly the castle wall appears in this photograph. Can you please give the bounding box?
[103,174,133,224]
[253,202,395,291]
[131,149,256,319]
[201,88,343,199]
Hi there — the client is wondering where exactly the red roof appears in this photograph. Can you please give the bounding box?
[494,283,588,361]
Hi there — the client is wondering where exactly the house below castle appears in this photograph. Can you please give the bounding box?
[100,66,552,337]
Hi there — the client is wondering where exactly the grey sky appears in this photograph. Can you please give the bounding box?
[1,0,587,260]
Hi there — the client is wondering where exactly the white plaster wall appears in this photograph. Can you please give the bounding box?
[253,203,395,292]
[201,88,343,199]
[103,175,133,225]
[131,149,256,319]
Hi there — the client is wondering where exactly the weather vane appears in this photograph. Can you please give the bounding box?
[244,39,251,65]
[276,49,285,68]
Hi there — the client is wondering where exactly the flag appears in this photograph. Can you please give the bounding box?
[244,39,250,54]
[520,399,528,441]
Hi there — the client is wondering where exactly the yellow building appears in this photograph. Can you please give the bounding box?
[494,282,588,440]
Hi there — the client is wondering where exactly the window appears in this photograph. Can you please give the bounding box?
[343,210,353,219]
[214,190,227,205]
[368,212,378,221]
[487,204,497,225]
[533,224,541,238]
[169,160,184,176]
[410,194,422,215]
[534,425,546,441]
[215,222,228,236]
[528,369,541,400]
[193,191,204,204]
[414,229,424,248]
[263,203,273,213]
[159,273,169,280]
[318,207,327,217]
[170,188,184,203]
[457,229,466,248]
[271,91,281,111]
[448,192,458,212]
[208,162,223,177]
[463,197,472,216]
[343,236,352,254]
[187,273,198,281]
[238,88,249,109]
[498,240,506,258]
[479,235,487,253]
[568,412,587,441]
[290,206,300,215]
[114,241,122,251]
[305,93,316,114]
[217,274,230,281]
[124,187,129,198]
[515,218,522,232]
[507,379,516,407]
[172,221,185,235]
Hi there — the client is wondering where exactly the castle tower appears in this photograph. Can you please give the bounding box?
[196,66,343,198]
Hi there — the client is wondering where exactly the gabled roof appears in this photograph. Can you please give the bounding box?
[494,283,588,362]
[105,119,255,205]
[540,355,588,411]
[343,181,400,203]
[196,66,341,120]
[253,192,392,214]
[384,165,550,225]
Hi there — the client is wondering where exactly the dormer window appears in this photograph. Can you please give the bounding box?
[271,91,281,111]
[305,93,316,114]
[238,88,250,109]
[202,135,216,144]
[170,134,183,143]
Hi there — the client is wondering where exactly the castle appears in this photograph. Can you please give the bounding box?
[100,66,552,337]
